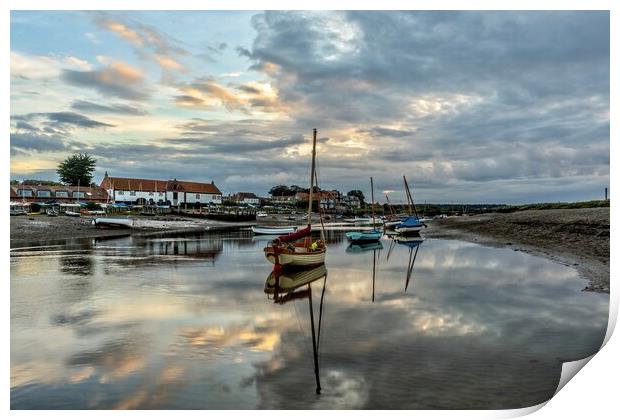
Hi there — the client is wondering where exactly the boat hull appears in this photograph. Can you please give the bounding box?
[264,245,326,266]
[346,230,382,243]
[394,225,423,234]
[93,218,133,229]
[252,226,297,235]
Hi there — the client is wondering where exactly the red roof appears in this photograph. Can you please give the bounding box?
[101,176,221,195]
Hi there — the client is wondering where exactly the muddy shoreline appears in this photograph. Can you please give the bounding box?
[424,207,610,293]
[11,208,610,292]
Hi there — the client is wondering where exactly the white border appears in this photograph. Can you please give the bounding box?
[3,1,616,419]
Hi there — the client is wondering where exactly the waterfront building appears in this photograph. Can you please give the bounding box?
[231,192,260,206]
[100,173,222,206]
[9,183,109,203]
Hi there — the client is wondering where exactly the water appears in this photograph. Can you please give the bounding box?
[10,230,608,409]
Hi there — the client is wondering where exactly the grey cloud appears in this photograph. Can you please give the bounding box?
[235,11,609,200]
[39,112,114,128]
[10,132,67,154]
[62,69,148,101]
[71,100,148,116]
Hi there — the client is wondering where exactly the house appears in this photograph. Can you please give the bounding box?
[100,173,222,206]
[10,183,109,203]
[341,194,361,209]
[232,192,260,206]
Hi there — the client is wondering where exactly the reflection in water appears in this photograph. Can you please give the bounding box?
[10,232,608,409]
[265,264,328,394]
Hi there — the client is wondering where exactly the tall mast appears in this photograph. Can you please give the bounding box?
[307,128,317,226]
[370,176,375,227]
[403,175,419,219]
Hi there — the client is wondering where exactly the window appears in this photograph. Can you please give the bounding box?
[72,191,85,198]
[17,189,33,197]
[55,191,69,198]
[37,190,51,197]
[130,191,136,196]
[149,192,154,196]
[116,190,124,195]
[159,192,164,196]
[195,194,200,199]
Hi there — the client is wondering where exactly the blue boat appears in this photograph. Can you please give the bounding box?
[394,216,425,235]
[393,175,427,235]
[346,229,382,243]
[346,176,381,244]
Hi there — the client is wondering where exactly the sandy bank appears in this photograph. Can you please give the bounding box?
[9,214,252,248]
[424,207,610,293]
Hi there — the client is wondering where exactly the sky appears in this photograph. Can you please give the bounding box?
[9,10,610,204]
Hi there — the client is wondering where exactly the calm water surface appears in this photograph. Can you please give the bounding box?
[10,230,608,409]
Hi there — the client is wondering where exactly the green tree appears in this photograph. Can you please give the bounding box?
[269,185,295,196]
[347,190,366,205]
[57,153,97,186]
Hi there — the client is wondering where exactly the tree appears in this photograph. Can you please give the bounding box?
[269,185,295,196]
[57,153,96,186]
[347,190,366,205]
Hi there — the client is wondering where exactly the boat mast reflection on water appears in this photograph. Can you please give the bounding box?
[264,264,328,394]
[394,236,423,292]
[346,241,383,302]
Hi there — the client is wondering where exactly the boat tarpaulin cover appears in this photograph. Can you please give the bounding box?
[278,225,311,242]
[400,216,423,227]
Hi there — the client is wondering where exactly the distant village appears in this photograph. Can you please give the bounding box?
[10,172,364,213]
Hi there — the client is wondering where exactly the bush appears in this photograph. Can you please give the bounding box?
[85,201,102,210]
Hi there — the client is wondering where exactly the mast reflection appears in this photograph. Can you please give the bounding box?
[264,264,328,394]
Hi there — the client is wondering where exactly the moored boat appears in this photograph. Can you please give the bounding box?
[346,177,381,244]
[92,218,133,228]
[65,211,81,217]
[393,175,427,235]
[263,129,326,267]
[252,225,297,235]
[394,216,424,234]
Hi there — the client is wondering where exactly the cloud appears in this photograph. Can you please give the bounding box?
[10,111,112,155]
[62,60,149,100]
[174,78,283,113]
[10,51,62,80]
[70,100,148,116]
[16,112,114,129]
[10,132,68,154]
[93,14,188,73]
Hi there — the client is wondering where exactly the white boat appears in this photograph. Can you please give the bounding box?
[394,226,423,234]
[10,202,28,216]
[65,211,81,217]
[252,226,297,235]
[45,207,59,217]
[256,212,268,217]
[92,218,133,228]
[264,240,326,266]
[263,129,326,267]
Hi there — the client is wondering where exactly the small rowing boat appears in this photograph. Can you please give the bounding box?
[252,225,297,235]
[92,218,133,228]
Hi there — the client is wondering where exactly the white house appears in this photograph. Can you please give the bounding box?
[100,174,222,206]
[233,192,260,206]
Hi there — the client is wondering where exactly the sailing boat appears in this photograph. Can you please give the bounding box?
[263,129,326,266]
[345,177,382,243]
[394,175,426,235]
[383,194,405,231]
[264,264,328,394]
